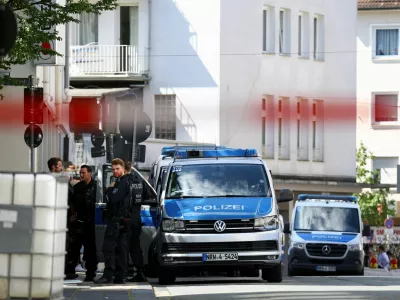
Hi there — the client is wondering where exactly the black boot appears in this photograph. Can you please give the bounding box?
[64,273,79,280]
[94,276,113,284]
[128,269,147,282]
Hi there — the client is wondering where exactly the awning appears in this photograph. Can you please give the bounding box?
[67,88,131,98]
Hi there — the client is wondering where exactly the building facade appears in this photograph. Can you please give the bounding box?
[357,0,400,219]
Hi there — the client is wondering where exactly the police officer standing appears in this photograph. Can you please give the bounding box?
[95,158,131,284]
[47,157,77,280]
[124,161,147,282]
[66,165,98,281]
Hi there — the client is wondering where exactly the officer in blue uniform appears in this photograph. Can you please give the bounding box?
[95,158,132,284]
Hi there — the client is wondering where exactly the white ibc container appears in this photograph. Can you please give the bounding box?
[0,172,68,300]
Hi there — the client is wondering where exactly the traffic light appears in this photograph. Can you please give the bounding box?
[24,87,44,125]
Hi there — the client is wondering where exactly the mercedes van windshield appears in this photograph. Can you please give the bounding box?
[165,163,271,198]
[293,206,360,233]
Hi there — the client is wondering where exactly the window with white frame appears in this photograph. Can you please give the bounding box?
[313,14,325,61]
[296,98,309,161]
[261,95,275,158]
[70,12,99,46]
[262,6,276,53]
[373,27,399,57]
[372,93,398,123]
[155,95,177,140]
[279,9,291,55]
[278,97,290,159]
[312,100,324,161]
[298,12,310,58]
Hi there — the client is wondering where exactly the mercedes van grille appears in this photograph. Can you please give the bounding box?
[306,243,347,258]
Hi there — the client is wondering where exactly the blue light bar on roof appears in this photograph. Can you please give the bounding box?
[297,194,358,203]
[174,148,260,159]
[161,145,226,156]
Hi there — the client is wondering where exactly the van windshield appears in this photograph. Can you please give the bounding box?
[294,206,360,233]
[165,164,270,198]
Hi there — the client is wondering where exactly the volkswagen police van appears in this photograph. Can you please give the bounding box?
[284,194,371,276]
[155,148,294,284]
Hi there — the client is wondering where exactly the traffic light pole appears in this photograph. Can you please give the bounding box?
[28,75,36,173]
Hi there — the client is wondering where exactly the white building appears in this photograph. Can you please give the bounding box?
[357,0,400,220]
[65,0,358,220]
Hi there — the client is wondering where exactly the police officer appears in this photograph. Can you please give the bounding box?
[66,165,98,281]
[95,158,131,284]
[47,157,77,280]
[124,161,147,282]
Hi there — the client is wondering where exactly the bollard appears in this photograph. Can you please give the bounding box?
[0,172,68,300]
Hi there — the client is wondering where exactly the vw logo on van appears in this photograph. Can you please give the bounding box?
[214,220,226,233]
[322,245,331,255]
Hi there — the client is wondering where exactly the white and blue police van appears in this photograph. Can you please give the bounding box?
[284,194,371,276]
[155,148,294,284]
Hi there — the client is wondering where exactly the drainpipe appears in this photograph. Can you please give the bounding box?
[147,0,152,76]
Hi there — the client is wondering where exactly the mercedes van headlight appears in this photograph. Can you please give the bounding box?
[162,219,185,232]
[348,244,362,251]
[254,215,279,230]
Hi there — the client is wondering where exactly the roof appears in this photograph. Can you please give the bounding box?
[358,0,400,10]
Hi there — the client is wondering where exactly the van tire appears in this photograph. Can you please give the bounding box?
[262,264,283,283]
[158,267,176,285]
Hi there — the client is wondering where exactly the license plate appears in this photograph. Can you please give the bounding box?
[316,266,336,272]
[202,253,238,261]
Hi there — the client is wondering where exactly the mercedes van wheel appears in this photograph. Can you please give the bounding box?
[158,267,176,285]
[262,264,283,283]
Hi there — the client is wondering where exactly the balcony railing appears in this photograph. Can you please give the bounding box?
[69,43,148,77]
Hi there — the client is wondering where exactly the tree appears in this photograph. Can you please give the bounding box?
[0,0,118,90]
[355,141,395,226]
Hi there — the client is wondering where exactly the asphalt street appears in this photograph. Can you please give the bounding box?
[151,275,400,300]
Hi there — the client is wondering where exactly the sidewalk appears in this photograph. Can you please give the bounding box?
[63,274,156,300]
[365,267,400,276]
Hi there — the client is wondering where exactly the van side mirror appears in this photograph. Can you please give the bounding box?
[284,222,291,234]
[362,224,371,237]
[278,189,294,203]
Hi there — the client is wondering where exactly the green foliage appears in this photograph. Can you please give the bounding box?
[0,0,118,88]
[355,141,396,226]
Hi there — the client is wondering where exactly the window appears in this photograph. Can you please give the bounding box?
[277,97,290,159]
[262,95,275,159]
[298,12,310,58]
[312,99,324,161]
[373,94,398,123]
[279,9,291,55]
[262,6,275,53]
[313,14,325,60]
[155,95,176,140]
[297,98,309,161]
[376,29,399,56]
[373,157,399,184]
[78,12,98,45]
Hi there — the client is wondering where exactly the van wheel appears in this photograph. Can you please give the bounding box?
[158,267,176,285]
[262,264,283,283]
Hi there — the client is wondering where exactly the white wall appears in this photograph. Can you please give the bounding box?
[357,10,400,184]
[145,0,221,144]
[219,0,357,178]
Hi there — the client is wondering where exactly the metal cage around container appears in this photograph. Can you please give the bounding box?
[0,172,69,300]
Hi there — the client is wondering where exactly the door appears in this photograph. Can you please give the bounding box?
[119,6,138,73]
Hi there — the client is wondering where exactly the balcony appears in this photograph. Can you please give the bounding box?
[69,43,148,79]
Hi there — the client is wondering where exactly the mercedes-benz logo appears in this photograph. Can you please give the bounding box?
[322,245,331,255]
[214,220,226,233]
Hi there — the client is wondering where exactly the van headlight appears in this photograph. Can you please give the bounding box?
[290,242,305,249]
[254,215,279,230]
[162,219,185,232]
[348,244,362,251]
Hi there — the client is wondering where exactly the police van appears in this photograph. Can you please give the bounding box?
[155,148,294,284]
[284,194,371,276]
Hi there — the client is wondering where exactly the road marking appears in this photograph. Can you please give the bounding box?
[153,286,172,298]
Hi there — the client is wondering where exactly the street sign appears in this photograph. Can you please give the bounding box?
[119,111,152,144]
[91,129,105,147]
[24,125,43,148]
[0,4,18,57]
[385,218,394,229]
